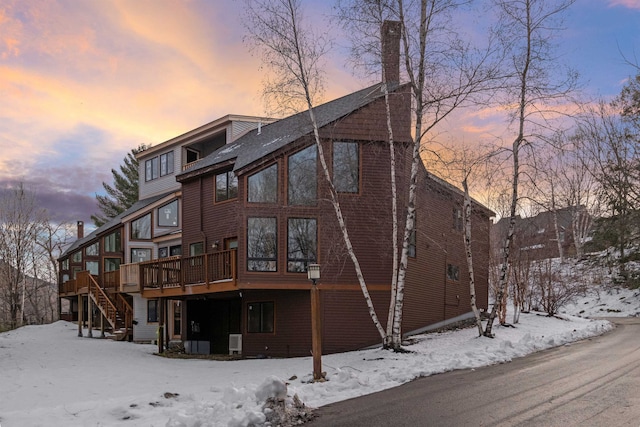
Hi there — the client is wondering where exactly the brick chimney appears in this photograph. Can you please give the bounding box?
[77,220,84,239]
[381,20,401,84]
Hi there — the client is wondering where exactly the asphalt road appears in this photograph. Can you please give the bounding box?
[309,317,640,427]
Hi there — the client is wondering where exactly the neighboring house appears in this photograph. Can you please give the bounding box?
[58,22,493,356]
[491,206,591,262]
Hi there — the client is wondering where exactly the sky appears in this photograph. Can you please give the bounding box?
[1,283,636,426]
[1,0,639,224]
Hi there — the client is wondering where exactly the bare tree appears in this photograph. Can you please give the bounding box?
[574,100,639,265]
[0,183,47,329]
[557,136,596,259]
[0,184,70,329]
[484,0,578,337]
[35,220,75,322]
[436,140,499,335]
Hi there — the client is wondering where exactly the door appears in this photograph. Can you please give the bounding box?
[210,299,242,354]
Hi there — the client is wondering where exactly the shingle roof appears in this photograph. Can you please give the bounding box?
[177,82,399,179]
[59,192,174,259]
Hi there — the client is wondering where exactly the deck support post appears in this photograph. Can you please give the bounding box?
[87,295,93,338]
[77,295,83,337]
[158,297,165,354]
[165,298,170,349]
[100,313,106,338]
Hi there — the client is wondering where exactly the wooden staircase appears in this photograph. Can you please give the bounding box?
[78,271,133,341]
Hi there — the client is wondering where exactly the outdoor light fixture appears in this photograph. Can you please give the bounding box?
[307,264,320,285]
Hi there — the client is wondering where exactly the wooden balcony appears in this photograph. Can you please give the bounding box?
[60,271,120,298]
[59,277,87,297]
[119,249,237,298]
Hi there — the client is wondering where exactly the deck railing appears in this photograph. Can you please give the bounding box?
[103,270,120,292]
[140,249,237,292]
[60,278,78,295]
[62,250,237,298]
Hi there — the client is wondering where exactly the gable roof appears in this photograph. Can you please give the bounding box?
[59,191,174,259]
[177,82,402,181]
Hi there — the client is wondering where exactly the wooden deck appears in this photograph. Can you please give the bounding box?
[59,249,237,299]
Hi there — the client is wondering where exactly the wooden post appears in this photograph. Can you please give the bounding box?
[87,296,93,338]
[164,298,170,350]
[100,313,106,338]
[158,298,165,354]
[77,295,83,337]
[310,283,322,381]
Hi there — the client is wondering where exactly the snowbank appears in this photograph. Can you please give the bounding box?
[0,311,616,426]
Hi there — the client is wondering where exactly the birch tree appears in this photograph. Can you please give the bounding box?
[243,0,388,341]
[484,0,578,337]
[337,0,502,348]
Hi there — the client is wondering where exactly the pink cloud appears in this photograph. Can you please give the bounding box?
[608,0,640,9]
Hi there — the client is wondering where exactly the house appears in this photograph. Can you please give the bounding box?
[58,21,493,356]
[491,206,591,262]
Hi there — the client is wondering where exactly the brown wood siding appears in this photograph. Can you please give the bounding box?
[403,165,491,333]
[242,290,312,358]
[241,289,389,358]
[177,82,492,355]
[322,290,390,354]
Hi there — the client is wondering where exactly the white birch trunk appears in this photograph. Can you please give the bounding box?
[382,79,399,348]
[463,178,484,336]
[485,0,532,337]
[550,184,564,263]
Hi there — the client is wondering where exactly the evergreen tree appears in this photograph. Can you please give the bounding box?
[91,144,147,227]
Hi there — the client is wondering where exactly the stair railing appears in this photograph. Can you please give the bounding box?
[84,272,119,330]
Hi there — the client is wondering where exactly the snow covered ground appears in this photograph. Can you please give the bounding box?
[0,286,637,427]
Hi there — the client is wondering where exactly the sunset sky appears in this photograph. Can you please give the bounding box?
[1,0,639,224]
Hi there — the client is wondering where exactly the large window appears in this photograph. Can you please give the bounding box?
[247,217,277,272]
[145,157,159,181]
[131,248,152,263]
[85,242,99,256]
[247,164,278,203]
[216,171,238,202]
[61,259,69,270]
[247,301,274,333]
[131,213,151,240]
[148,300,159,323]
[158,200,178,227]
[333,141,359,193]
[104,230,121,252]
[288,146,317,205]
[85,261,99,275]
[160,151,174,176]
[287,218,317,272]
[104,258,121,272]
[71,251,82,263]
